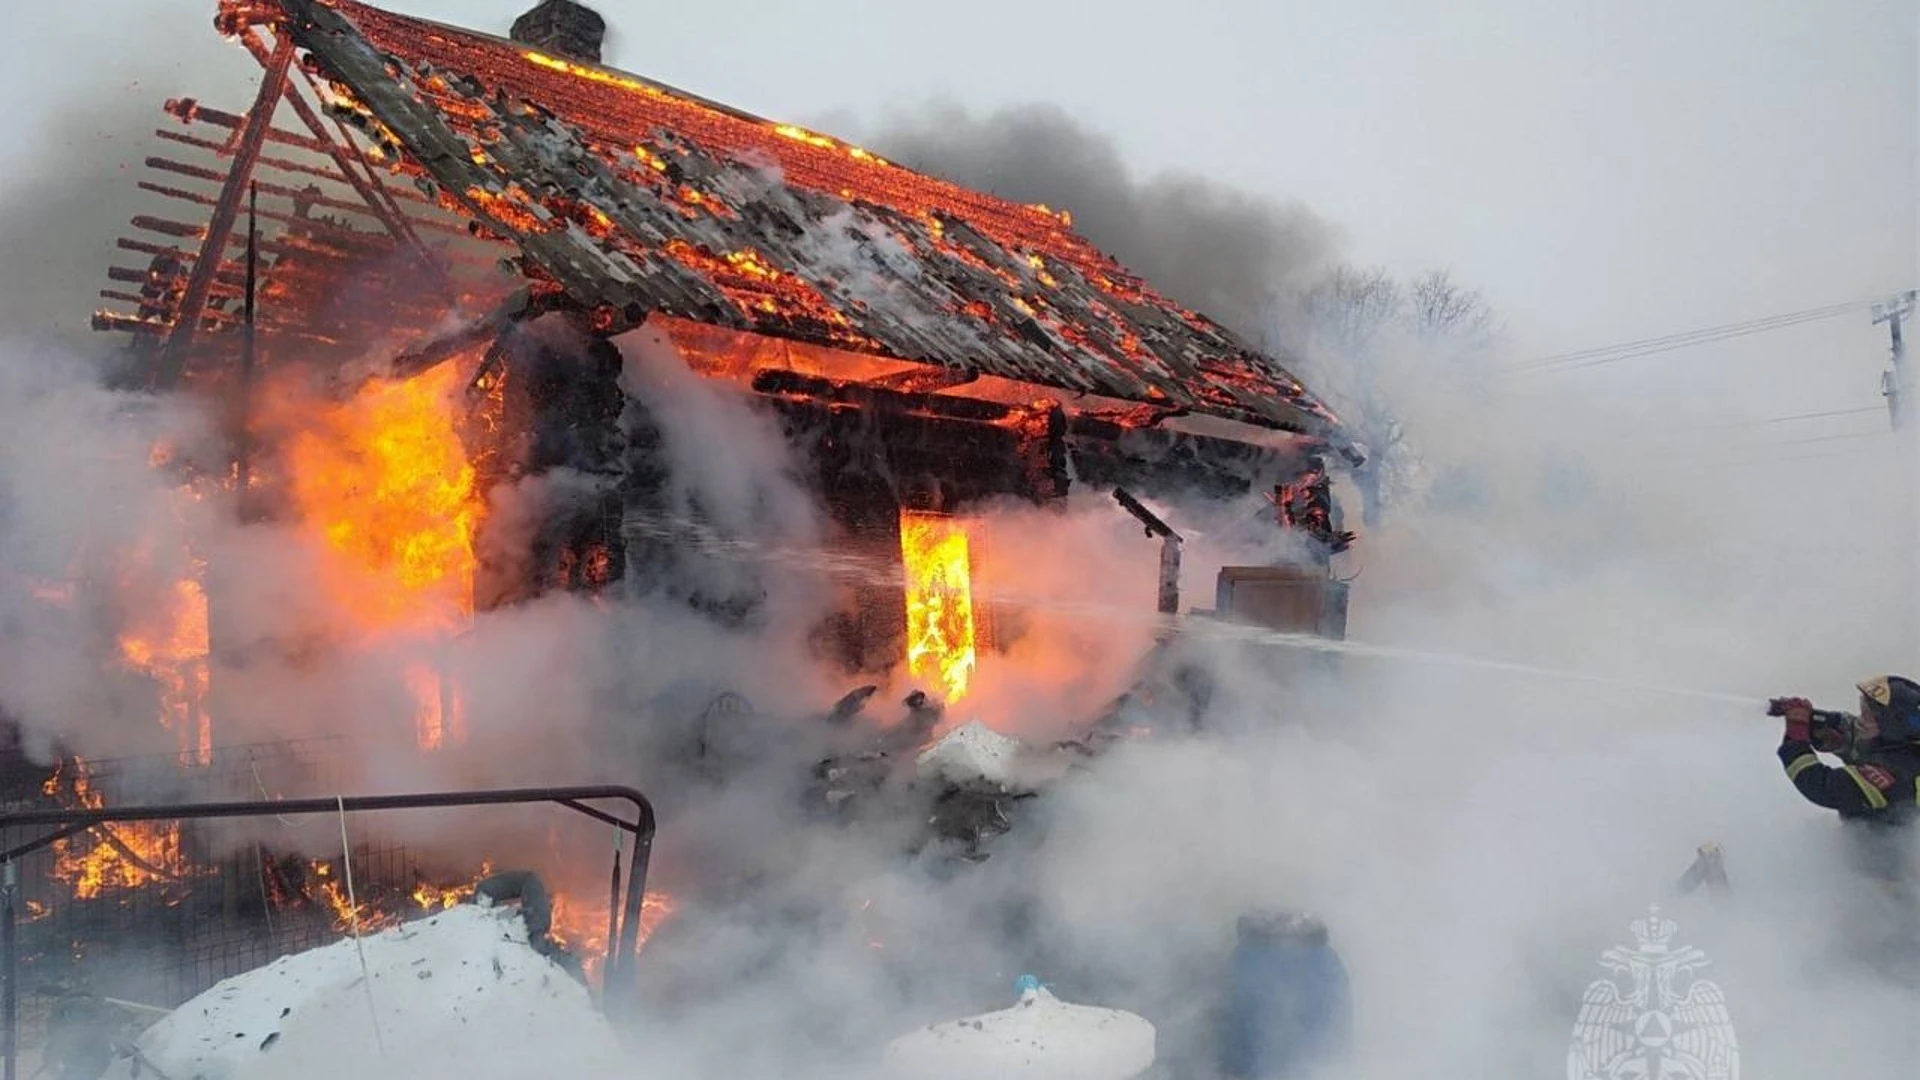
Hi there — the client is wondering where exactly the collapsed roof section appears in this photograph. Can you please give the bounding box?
[96,0,1355,460]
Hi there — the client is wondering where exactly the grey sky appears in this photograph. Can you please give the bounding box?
[5,0,1914,430]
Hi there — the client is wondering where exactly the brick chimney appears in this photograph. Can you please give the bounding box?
[510,0,607,64]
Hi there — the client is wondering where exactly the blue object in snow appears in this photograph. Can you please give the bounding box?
[1217,912,1353,1079]
[1013,973,1044,997]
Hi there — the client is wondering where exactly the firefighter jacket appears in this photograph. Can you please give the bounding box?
[1779,735,1920,825]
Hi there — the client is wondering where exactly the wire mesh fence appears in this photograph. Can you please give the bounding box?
[1,737,441,1009]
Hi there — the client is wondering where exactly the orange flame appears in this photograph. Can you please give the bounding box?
[283,364,480,749]
[899,511,978,703]
[117,572,213,767]
[43,760,192,900]
[308,860,399,933]
[411,862,488,913]
[548,889,678,984]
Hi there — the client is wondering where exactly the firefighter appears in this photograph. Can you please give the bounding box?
[1774,676,1920,878]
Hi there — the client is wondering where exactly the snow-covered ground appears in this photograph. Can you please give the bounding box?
[104,905,628,1080]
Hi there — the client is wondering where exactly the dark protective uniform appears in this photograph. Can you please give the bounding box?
[1778,735,1920,827]
[1776,676,1920,886]
[1773,677,1920,989]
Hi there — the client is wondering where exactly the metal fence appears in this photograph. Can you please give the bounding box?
[0,737,383,1007]
[0,783,657,1080]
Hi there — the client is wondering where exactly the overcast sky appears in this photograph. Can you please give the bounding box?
[6,0,1915,434]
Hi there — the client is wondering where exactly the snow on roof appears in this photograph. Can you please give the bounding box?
[224,0,1345,443]
[108,904,628,1079]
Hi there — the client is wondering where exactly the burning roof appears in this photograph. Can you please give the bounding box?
[111,0,1349,450]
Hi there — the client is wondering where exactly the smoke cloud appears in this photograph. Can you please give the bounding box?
[0,58,1915,1080]
[863,101,1341,338]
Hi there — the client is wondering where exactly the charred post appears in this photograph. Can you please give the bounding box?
[1113,487,1184,617]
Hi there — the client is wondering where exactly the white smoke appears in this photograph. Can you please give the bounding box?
[7,283,1917,1078]
[0,54,1912,1080]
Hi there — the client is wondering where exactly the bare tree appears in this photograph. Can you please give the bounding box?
[1405,269,1494,350]
[1302,266,1404,356]
[1264,264,1499,528]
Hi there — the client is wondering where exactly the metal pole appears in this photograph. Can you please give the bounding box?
[603,838,620,992]
[4,861,17,1080]
[609,830,652,1014]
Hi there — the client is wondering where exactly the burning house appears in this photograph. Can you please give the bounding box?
[95,0,1361,694]
[7,0,1369,1053]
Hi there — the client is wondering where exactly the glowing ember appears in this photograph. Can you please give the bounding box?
[899,511,978,703]
[283,363,480,749]
[43,760,192,901]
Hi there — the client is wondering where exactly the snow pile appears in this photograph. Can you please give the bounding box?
[883,985,1156,1080]
[107,905,630,1080]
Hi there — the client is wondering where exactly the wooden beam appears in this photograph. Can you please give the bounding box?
[233,28,453,296]
[154,34,295,388]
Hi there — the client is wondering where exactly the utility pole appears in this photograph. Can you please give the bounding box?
[1874,290,1919,661]
[1875,290,1916,430]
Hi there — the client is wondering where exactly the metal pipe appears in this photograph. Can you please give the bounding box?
[604,842,621,993]
[609,828,653,1014]
[0,785,654,864]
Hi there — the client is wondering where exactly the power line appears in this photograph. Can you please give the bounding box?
[1624,403,1887,443]
[1764,428,1892,449]
[1513,302,1866,371]
[1505,300,1879,376]
[1721,404,1886,428]
[1680,444,1888,475]
[1525,302,1862,366]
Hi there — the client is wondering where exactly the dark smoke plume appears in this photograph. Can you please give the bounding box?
[865,100,1341,338]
